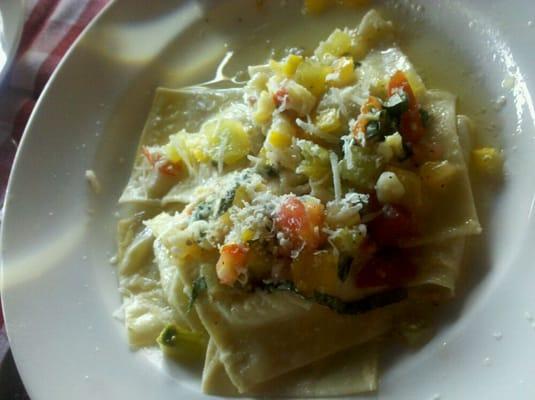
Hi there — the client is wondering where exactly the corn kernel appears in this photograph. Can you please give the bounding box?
[269,55,303,78]
[283,54,303,77]
[316,108,342,133]
[420,160,459,190]
[472,147,503,176]
[303,0,333,15]
[326,57,355,87]
[294,61,332,97]
[268,130,293,149]
[253,91,275,124]
[273,114,297,136]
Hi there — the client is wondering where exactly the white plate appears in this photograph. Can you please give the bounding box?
[0,0,24,83]
[2,1,535,399]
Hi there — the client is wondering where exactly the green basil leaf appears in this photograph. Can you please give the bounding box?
[337,255,353,282]
[384,91,409,117]
[187,276,207,312]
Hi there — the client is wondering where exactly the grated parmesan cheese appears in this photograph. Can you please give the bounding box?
[329,151,342,201]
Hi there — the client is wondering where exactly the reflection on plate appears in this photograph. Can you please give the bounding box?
[0,0,24,82]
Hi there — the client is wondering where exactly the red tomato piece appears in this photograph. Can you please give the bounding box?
[142,146,181,177]
[387,71,425,143]
[355,247,418,288]
[216,243,249,286]
[273,88,289,108]
[367,204,415,246]
[275,196,325,253]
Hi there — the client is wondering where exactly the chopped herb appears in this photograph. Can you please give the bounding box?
[157,324,207,360]
[259,280,299,294]
[384,91,409,117]
[191,202,213,221]
[365,120,382,141]
[419,108,430,127]
[217,186,237,216]
[398,141,414,162]
[354,61,362,68]
[256,164,279,178]
[259,280,407,315]
[312,289,408,315]
[337,255,353,282]
[187,276,207,312]
[364,109,400,143]
[265,165,279,178]
[159,324,179,346]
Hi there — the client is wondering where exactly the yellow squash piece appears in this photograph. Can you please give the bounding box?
[294,60,333,97]
[472,147,503,176]
[315,29,353,62]
[270,54,303,78]
[316,108,342,134]
[291,250,339,296]
[204,119,251,165]
[327,57,356,88]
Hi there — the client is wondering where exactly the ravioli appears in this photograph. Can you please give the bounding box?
[114,9,487,397]
[119,87,245,204]
[202,339,379,396]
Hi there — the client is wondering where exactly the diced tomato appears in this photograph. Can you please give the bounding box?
[216,243,249,286]
[142,146,181,177]
[355,247,418,288]
[388,71,417,106]
[353,96,383,138]
[387,71,425,143]
[399,111,425,143]
[367,204,415,246]
[275,196,325,253]
[361,96,383,114]
[157,162,181,177]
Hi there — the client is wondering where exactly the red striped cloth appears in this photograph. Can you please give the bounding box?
[0,0,109,201]
[0,0,110,397]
